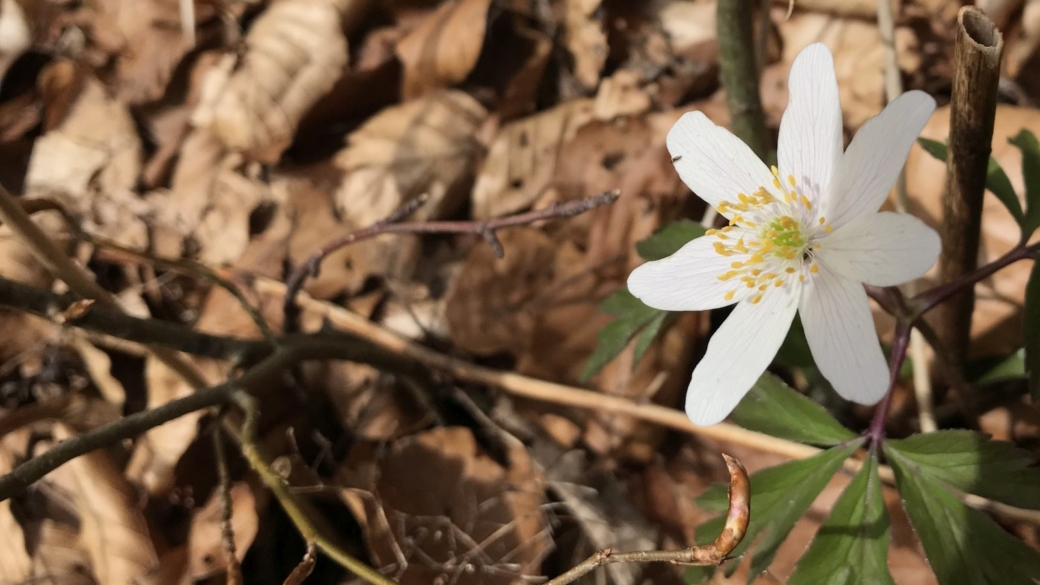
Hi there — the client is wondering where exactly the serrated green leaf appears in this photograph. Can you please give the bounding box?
[635,219,707,261]
[775,316,814,369]
[581,289,666,381]
[886,430,1040,510]
[917,137,1025,225]
[1026,261,1040,400]
[1010,129,1040,234]
[970,349,1026,385]
[788,453,895,585]
[729,373,856,446]
[886,445,1040,585]
[690,442,862,583]
[631,311,669,366]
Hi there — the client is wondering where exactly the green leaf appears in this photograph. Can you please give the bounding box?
[581,289,666,381]
[729,373,856,446]
[886,430,1040,510]
[917,137,1025,225]
[788,453,895,585]
[1010,129,1040,234]
[690,442,862,582]
[886,445,1040,585]
[969,349,1025,385]
[1026,260,1040,399]
[775,316,814,369]
[631,311,669,366]
[635,219,706,261]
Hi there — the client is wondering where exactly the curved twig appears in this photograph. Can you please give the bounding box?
[544,454,750,585]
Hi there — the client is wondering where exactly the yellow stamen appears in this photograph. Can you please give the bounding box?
[724,290,736,300]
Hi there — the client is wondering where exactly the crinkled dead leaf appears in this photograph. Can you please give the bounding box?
[25,61,141,201]
[0,500,31,582]
[562,0,607,90]
[333,90,486,290]
[472,99,596,219]
[593,69,653,120]
[90,0,197,103]
[28,520,95,585]
[340,426,549,585]
[187,483,261,580]
[126,356,224,495]
[1006,0,1040,77]
[49,423,159,583]
[395,0,492,99]
[195,0,351,162]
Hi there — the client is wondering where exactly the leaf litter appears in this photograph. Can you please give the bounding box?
[0,0,1039,583]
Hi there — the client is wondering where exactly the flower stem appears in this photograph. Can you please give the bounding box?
[867,320,913,448]
[910,241,1037,318]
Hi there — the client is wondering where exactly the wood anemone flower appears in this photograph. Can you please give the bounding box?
[627,43,940,426]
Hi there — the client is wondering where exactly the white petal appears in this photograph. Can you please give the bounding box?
[816,211,941,287]
[800,263,888,404]
[667,111,776,219]
[824,91,936,227]
[686,281,801,425]
[627,234,751,311]
[777,43,843,207]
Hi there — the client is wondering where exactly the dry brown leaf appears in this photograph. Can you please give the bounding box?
[0,500,31,582]
[340,427,549,585]
[562,0,607,90]
[395,0,492,100]
[195,0,351,162]
[333,90,487,291]
[72,336,128,407]
[471,99,596,220]
[0,0,31,84]
[593,69,653,120]
[903,104,1040,357]
[90,0,194,103]
[25,60,141,201]
[126,356,224,495]
[48,422,159,584]
[28,520,96,585]
[1008,0,1040,77]
[187,483,261,581]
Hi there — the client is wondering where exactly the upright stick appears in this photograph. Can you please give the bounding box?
[933,6,1003,368]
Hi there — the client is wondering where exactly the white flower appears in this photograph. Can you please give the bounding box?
[627,43,940,426]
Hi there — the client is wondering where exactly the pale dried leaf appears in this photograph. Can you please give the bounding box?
[72,336,127,407]
[126,356,223,495]
[25,63,141,198]
[593,69,652,120]
[1008,0,1040,77]
[29,520,96,585]
[49,423,159,584]
[340,427,549,585]
[187,483,260,580]
[198,0,351,162]
[563,0,607,89]
[472,99,596,220]
[333,90,486,290]
[395,0,492,99]
[0,500,31,582]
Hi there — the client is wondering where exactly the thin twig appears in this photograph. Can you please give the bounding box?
[283,190,620,332]
[213,428,243,585]
[545,455,749,585]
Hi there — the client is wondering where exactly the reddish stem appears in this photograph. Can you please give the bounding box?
[866,320,912,448]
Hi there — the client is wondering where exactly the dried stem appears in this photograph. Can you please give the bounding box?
[213,428,243,585]
[931,6,1004,368]
[545,455,749,585]
[717,0,770,160]
[283,190,619,332]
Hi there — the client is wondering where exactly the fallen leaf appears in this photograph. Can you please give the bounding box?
[593,69,653,120]
[340,427,550,585]
[49,422,160,583]
[562,0,607,90]
[471,99,596,220]
[28,520,96,585]
[195,0,351,162]
[333,90,487,291]
[395,0,492,100]
[0,500,31,582]
[187,483,261,581]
